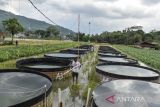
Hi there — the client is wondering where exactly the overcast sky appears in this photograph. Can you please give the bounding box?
[0,0,160,34]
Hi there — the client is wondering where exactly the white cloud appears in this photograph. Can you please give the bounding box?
[141,0,160,5]
[0,0,160,34]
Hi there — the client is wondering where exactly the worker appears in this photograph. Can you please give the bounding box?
[91,46,94,52]
[16,40,18,47]
[71,58,81,84]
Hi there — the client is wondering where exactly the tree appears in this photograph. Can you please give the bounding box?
[73,33,86,41]
[35,30,46,38]
[46,26,60,39]
[0,29,5,43]
[144,33,154,42]
[2,18,23,44]
[66,33,75,40]
[25,31,34,37]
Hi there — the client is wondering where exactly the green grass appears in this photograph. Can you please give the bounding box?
[114,45,160,70]
[0,42,78,62]
[0,60,16,69]
[82,46,100,100]
[0,53,45,69]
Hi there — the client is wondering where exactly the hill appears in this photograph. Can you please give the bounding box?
[0,9,75,36]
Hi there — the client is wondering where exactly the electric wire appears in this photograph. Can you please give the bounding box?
[27,0,57,25]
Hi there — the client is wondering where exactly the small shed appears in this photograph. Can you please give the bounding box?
[135,42,159,49]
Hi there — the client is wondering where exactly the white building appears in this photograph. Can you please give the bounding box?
[125,26,143,32]
[15,32,26,38]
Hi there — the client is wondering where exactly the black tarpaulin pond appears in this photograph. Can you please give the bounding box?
[16,57,71,72]
[0,69,52,107]
[92,79,160,107]
[96,63,160,80]
[44,53,78,60]
[98,52,127,58]
[60,48,88,55]
[98,57,138,65]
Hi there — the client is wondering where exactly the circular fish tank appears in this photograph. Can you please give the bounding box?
[79,45,94,50]
[44,53,78,60]
[99,46,116,51]
[0,69,52,107]
[98,52,127,58]
[92,79,160,107]
[98,50,121,54]
[96,63,160,81]
[98,57,138,65]
[99,46,121,54]
[16,58,71,79]
[60,48,88,55]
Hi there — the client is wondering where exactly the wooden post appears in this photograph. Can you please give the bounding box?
[44,85,47,107]
[58,88,62,107]
[85,88,91,107]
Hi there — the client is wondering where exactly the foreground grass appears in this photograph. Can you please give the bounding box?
[114,45,160,70]
[0,60,17,69]
[0,53,45,69]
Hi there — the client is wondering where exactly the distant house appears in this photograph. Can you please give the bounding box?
[15,32,26,38]
[135,42,159,49]
[124,26,143,32]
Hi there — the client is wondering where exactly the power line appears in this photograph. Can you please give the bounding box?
[27,0,64,40]
[27,0,57,25]
[27,0,78,35]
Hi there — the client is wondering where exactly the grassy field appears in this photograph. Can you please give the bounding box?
[114,45,160,70]
[0,43,79,62]
[16,39,63,45]
[0,39,86,69]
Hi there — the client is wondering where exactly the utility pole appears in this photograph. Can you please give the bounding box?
[78,14,80,56]
[58,25,61,41]
[89,21,91,42]
[8,0,11,18]
[89,22,91,36]
[18,0,20,16]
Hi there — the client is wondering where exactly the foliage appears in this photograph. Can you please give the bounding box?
[35,30,47,38]
[70,84,81,97]
[74,30,160,45]
[114,45,160,70]
[2,18,24,43]
[0,59,16,69]
[30,26,61,39]
[82,48,100,100]
[46,26,60,38]
[82,81,97,100]
[89,30,145,44]
[0,42,78,62]
[24,31,35,37]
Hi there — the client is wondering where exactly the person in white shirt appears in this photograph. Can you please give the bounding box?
[71,58,81,84]
[91,46,94,52]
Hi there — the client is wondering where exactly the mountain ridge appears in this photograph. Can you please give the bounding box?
[0,9,75,36]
